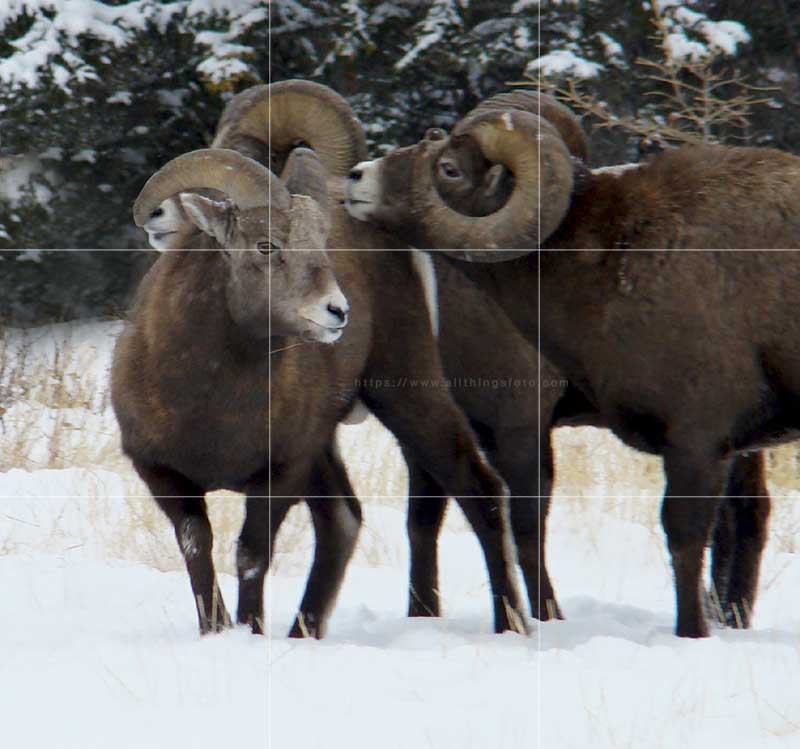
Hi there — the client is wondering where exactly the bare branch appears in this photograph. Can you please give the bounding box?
[521,1,777,147]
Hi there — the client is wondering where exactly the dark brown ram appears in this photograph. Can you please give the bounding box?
[345,93,785,637]
[118,84,526,637]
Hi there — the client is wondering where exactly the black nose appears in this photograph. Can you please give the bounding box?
[349,168,362,181]
[327,302,347,324]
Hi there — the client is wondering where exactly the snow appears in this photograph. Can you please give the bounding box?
[663,5,750,62]
[0,154,55,206]
[396,32,440,70]
[1,319,799,747]
[72,148,97,164]
[15,250,43,262]
[395,0,462,71]
[528,50,603,80]
[0,1,262,91]
[514,25,533,51]
[597,31,624,64]
[664,31,708,62]
[107,91,133,105]
[701,20,750,55]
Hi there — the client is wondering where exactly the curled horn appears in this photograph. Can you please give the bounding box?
[213,79,368,178]
[411,110,574,261]
[133,148,288,227]
[468,90,589,162]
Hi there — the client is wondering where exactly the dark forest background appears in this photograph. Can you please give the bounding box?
[1,0,799,324]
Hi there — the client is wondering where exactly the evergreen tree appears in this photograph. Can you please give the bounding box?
[2,0,800,322]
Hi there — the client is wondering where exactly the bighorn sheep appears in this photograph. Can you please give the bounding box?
[261,81,568,622]
[400,91,769,627]
[403,93,769,631]
[118,85,526,637]
[345,92,787,637]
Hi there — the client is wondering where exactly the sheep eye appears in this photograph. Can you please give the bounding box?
[150,207,164,218]
[439,161,460,180]
[257,241,280,254]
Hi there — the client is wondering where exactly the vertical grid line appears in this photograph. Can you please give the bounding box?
[267,5,273,748]
[536,4,543,749]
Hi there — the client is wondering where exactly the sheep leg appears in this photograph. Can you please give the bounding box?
[235,496,291,635]
[405,454,448,618]
[288,449,362,639]
[719,496,769,629]
[709,499,736,625]
[136,463,231,635]
[492,425,562,621]
[451,497,527,633]
[661,450,728,638]
[712,452,770,629]
[363,385,524,633]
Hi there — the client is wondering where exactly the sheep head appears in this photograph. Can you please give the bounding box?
[346,109,576,259]
[133,147,348,343]
[402,92,589,221]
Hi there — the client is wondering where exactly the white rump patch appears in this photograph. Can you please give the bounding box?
[592,163,641,178]
[501,111,514,131]
[410,249,439,337]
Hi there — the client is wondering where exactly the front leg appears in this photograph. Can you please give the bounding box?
[242,449,360,638]
[290,447,361,638]
[135,462,230,635]
[236,496,295,634]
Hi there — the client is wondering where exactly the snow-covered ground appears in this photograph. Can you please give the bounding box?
[1,320,799,748]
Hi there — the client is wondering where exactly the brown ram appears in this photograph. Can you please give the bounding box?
[345,93,786,637]
[404,91,770,627]
[120,86,526,637]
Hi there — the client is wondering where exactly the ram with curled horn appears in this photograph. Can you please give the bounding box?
[365,89,769,632]
[261,83,578,623]
[346,90,785,638]
[117,82,528,638]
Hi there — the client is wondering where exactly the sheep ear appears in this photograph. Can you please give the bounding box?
[287,194,331,249]
[180,193,229,246]
[483,164,506,197]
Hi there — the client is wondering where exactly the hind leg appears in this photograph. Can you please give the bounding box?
[661,448,729,638]
[135,462,231,635]
[362,257,523,633]
[288,447,362,639]
[364,381,523,633]
[405,452,448,618]
[493,425,562,621]
[711,452,770,628]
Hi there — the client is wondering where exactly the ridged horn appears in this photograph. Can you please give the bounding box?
[213,80,367,178]
[468,90,589,162]
[133,148,288,227]
[411,110,574,261]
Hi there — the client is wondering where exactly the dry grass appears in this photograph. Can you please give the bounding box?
[0,320,798,577]
[0,323,124,472]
